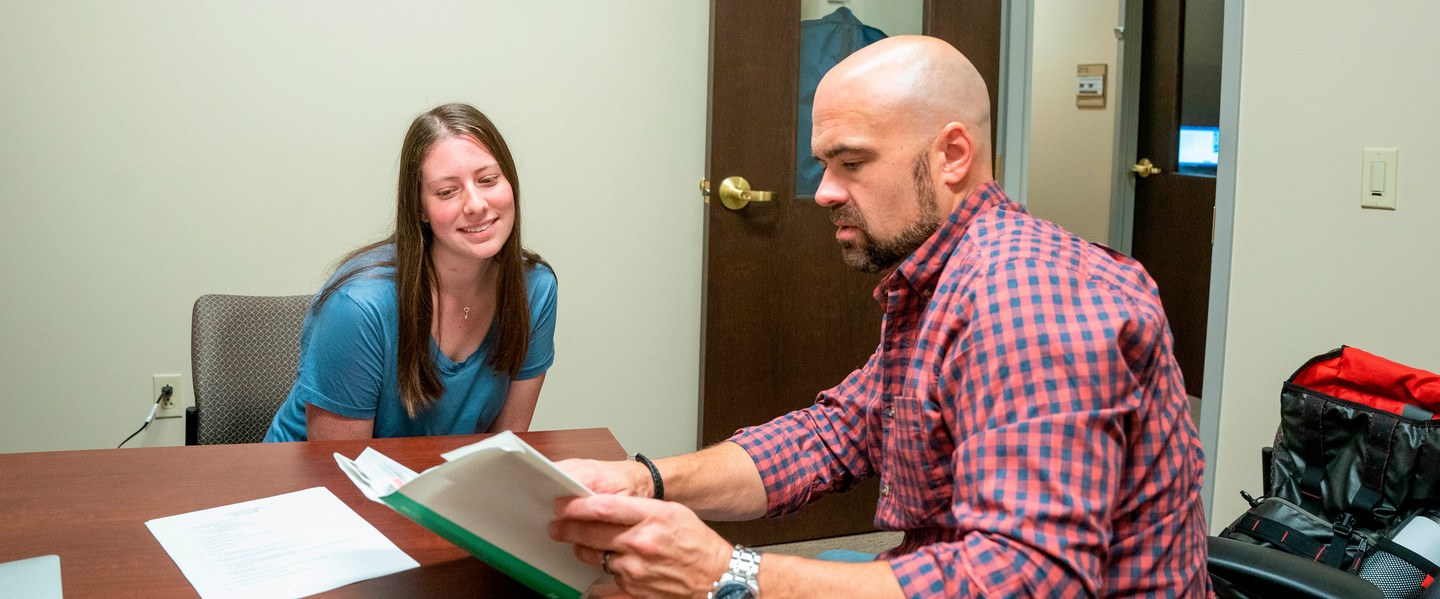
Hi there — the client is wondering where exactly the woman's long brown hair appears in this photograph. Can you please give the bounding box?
[319,103,548,417]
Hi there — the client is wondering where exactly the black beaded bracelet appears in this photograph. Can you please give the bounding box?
[631,453,664,500]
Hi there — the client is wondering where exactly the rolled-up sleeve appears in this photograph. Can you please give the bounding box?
[728,352,880,517]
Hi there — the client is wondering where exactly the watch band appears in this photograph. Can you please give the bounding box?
[708,544,761,599]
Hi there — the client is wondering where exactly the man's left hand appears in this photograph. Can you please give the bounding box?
[551,493,732,598]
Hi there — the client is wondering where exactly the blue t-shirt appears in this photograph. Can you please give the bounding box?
[264,246,556,441]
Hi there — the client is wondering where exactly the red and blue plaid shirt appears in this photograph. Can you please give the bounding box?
[731,182,1210,598]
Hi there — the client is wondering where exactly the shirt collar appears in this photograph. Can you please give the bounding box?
[876,180,1010,301]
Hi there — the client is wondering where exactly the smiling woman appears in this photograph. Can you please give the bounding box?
[263,103,557,442]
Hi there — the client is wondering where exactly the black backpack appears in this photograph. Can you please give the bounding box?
[1220,347,1440,598]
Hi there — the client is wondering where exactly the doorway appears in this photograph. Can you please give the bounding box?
[1002,0,1241,521]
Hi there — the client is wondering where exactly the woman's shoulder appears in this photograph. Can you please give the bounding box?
[523,259,556,292]
[322,244,398,309]
[335,244,397,277]
[522,259,557,322]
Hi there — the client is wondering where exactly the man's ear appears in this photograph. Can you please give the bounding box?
[937,122,974,186]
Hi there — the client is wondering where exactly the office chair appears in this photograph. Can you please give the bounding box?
[187,294,311,445]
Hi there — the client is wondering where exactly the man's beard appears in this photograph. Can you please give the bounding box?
[830,153,945,273]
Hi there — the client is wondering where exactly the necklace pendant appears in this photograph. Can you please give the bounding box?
[463,305,470,320]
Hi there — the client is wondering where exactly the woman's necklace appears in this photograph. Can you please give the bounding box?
[440,266,489,323]
[461,284,484,321]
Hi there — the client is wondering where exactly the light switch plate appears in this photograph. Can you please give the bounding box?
[1362,147,1398,210]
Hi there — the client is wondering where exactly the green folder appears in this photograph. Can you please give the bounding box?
[336,432,601,598]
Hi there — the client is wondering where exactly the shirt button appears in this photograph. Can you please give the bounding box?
[921,289,933,298]
[884,407,895,418]
[880,483,890,496]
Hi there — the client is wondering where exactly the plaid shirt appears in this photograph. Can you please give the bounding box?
[730,182,1210,598]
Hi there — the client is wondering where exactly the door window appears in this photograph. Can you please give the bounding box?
[795,0,923,199]
[1176,0,1224,177]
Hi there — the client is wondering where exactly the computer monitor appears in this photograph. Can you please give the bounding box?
[1177,126,1220,167]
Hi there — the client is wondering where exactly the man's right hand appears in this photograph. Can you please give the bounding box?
[555,458,654,498]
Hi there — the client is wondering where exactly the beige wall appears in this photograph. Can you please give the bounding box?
[1024,0,1118,244]
[0,1,708,457]
[1211,0,1440,527]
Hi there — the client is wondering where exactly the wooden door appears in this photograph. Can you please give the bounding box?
[1131,0,1220,398]
[701,0,1001,547]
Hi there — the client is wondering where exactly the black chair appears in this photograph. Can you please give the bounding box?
[186,294,311,445]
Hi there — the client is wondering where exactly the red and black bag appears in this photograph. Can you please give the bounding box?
[1221,347,1440,597]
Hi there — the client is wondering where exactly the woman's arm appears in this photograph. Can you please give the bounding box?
[487,373,545,433]
[290,285,387,441]
[306,402,375,440]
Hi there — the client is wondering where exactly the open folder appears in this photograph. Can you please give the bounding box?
[335,431,603,599]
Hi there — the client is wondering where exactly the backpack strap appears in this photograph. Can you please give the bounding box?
[1351,411,1400,521]
[1298,394,1329,514]
[1230,512,1347,569]
[1328,513,1359,572]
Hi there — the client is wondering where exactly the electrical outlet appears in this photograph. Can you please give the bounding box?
[152,374,183,419]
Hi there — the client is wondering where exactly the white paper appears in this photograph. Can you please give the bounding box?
[335,447,420,504]
[437,430,594,495]
[437,431,522,462]
[333,431,603,592]
[146,487,419,599]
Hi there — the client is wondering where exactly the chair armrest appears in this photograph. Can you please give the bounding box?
[185,406,198,446]
[1261,446,1274,492]
[1208,536,1382,599]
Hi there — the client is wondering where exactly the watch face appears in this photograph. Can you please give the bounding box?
[714,582,756,599]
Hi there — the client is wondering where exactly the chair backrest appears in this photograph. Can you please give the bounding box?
[190,294,312,445]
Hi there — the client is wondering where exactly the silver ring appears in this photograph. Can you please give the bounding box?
[601,550,616,575]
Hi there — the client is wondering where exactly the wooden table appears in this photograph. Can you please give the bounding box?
[0,428,625,598]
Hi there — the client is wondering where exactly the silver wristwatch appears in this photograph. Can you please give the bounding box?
[708,544,762,599]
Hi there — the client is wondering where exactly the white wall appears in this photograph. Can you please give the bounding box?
[1211,0,1440,526]
[0,1,709,457]
[1023,0,1118,244]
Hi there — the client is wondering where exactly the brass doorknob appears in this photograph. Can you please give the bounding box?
[1132,158,1161,178]
[717,176,774,211]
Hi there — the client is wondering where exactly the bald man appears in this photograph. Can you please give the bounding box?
[550,36,1209,598]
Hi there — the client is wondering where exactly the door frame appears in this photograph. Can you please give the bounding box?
[1197,0,1244,528]
[999,0,1245,525]
[996,0,1033,200]
[1108,0,1142,255]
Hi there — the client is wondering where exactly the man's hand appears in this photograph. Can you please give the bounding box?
[550,493,732,599]
[555,458,654,498]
